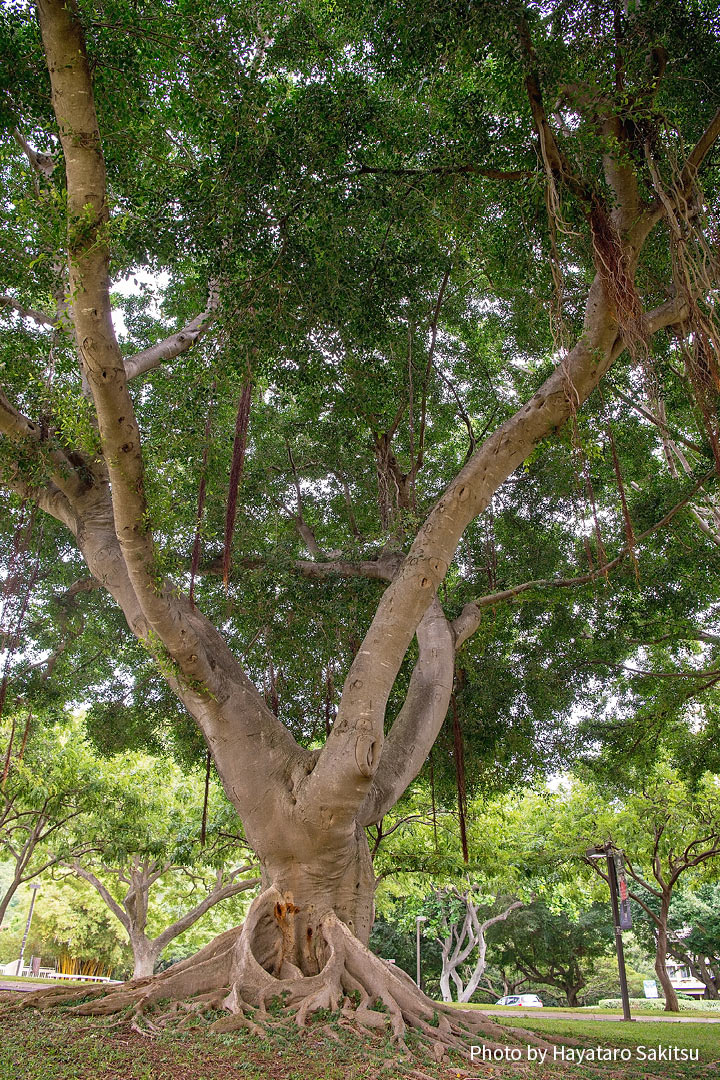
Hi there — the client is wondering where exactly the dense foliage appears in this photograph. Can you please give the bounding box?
[1,0,719,791]
[1,0,720,1043]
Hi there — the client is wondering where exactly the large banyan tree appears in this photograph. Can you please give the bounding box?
[1,0,719,1048]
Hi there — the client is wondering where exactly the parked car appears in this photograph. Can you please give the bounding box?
[495,994,543,1007]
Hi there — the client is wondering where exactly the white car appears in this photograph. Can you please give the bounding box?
[495,994,543,1007]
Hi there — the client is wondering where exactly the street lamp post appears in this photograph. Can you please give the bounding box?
[15,882,41,977]
[415,915,428,990]
[586,844,633,1021]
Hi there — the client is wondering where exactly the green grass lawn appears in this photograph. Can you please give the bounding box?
[0,1008,452,1080]
[502,1016,718,1078]
[0,1001,717,1080]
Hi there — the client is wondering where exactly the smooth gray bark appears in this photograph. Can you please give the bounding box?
[437,893,523,1004]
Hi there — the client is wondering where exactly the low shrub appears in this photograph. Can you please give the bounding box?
[596,997,720,1011]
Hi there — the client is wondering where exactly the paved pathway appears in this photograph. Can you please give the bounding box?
[0,979,88,993]
[0,979,56,992]
[479,1007,720,1024]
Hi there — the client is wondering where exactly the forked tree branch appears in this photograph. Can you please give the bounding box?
[151,869,260,952]
[0,382,85,504]
[613,389,704,455]
[0,294,58,328]
[294,556,400,582]
[518,16,593,208]
[123,281,221,380]
[37,0,162,616]
[680,107,720,192]
[306,217,703,813]
[70,862,130,930]
[13,128,56,179]
[302,5,698,815]
[36,0,309,828]
[358,598,455,827]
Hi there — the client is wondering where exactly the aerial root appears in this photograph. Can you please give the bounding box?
[211,1008,265,1037]
[0,889,549,1060]
[3,983,113,1011]
[216,904,521,1059]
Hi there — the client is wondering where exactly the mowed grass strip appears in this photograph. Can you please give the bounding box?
[0,1008,463,1080]
[0,1007,717,1080]
[500,1016,718,1079]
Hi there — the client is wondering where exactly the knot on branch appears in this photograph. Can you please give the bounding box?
[354,734,381,778]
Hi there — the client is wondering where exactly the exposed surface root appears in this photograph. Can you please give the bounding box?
[0,889,546,1060]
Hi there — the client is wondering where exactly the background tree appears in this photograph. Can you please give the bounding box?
[65,755,259,979]
[0,875,131,978]
[667,884,720,999]
[560,948,654,1007]
[488,900,616,1007]
[371,786,601,1004]
[629,882,720,1001]
[1,0,719,1047]
[432,888,523,1004]
[0,718,104,927]
[552,767,720,1011]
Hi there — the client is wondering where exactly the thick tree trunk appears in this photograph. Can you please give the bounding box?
[655,898,680,1012]
[0,878,21,928]
[692,956,718,1000]
[27,813,517,1056]
[250,819,375,970]
[129,938,160,981]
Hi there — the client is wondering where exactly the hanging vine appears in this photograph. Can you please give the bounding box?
[604,407,639,580]
[450,683,469,864]
[645,136,720,471]
[200,749,212,848]
[429,747,439,854]
[189,380,217,604]
[222,377,253,589]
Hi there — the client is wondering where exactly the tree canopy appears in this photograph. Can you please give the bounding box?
[1,0,719,1050]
